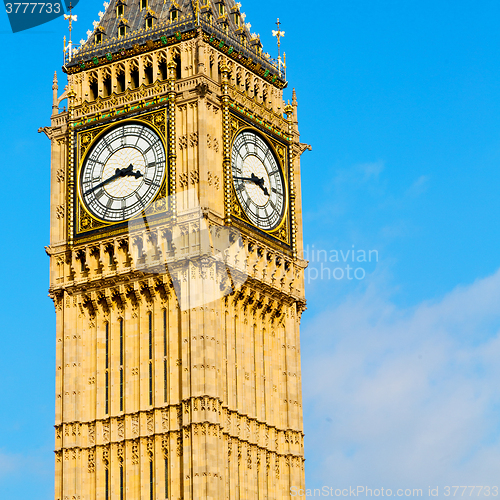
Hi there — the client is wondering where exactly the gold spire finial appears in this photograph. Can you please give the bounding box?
[63,3,78,62]
[193,0,200,25]
[272,19,286,78]
[272,18,285,60]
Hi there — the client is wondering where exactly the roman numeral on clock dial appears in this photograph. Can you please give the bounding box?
[80,123,166,223]
[231,130,286,232]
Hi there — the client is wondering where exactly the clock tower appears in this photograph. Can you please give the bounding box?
[43,0,309,498]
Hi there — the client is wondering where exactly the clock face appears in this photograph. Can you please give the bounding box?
[231,130,286,231]
[80,123,166,222]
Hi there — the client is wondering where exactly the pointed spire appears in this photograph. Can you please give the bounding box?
[52,71,59,116]
[292,88,298,129]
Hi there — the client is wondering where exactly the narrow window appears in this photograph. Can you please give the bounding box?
[174,53,181,79]
[163,308,167,402]
[206,11,212,23]
[119,319,124,412]
[117,72,125,92]
[232,12,240,27]
[218,2,224,15]
[146,17,153,29]
[118,25,126,37]
[163,309,167,357]
[149,312,153,359]
[130,68,139,88]
[159,61,167,80]
[149,461,154,500]
[145,65,153,84]
[119,319,124,365]
[105,323,109,369]
[103,75,111,97]
[117,4,124,17]
[120,465,124,500]
[140,0,147,9]
[105,371,109,414]
[95,33,102,44]
[105,323,109,415]
[105,468,109,500]
[165,458,168,500]
[120,369,124,411]
[149,312,153,406]
[149,363,153,406]
[163,359,167,402]
[170,10,177,22]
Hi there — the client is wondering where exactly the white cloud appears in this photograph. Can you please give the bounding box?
[303,270,500,489]
[0,450,20,478]
[329,161,386,191]
[0,448,52,481]
[407,175,430,196]
[359,160,385,181]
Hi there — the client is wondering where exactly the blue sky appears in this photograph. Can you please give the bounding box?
[1,0,500,497]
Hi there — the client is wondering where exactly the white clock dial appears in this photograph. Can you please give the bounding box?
[80,123,166,222]
[231,130,286,231]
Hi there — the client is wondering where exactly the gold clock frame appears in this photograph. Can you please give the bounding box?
[72,108,169,242]
[228,115,292,248]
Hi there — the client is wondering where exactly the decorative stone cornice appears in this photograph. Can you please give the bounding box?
[55,400,304,456]
[49,228,306,312]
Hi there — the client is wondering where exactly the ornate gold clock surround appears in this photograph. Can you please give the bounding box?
[228,114,292,249]
[73,108,170,241]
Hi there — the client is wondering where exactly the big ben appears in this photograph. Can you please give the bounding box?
[43,0,308,498]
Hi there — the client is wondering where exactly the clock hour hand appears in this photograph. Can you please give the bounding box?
[121,164,143,179]
[84,165,143,195]
[249,173,270,196]
[233,173,269,196]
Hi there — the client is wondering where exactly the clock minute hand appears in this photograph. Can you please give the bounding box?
[84,165,144,196]
[233,176,258,182]
[84,169,123,195]
[84,165,135,195]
